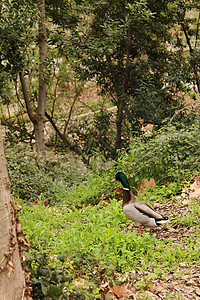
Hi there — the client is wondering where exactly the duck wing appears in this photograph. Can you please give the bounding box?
[134,201,163,219]
[123,191,168,227]
[123,202,151,224]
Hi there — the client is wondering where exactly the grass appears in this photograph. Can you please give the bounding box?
[19,189,200,299]
[9,123,200,298]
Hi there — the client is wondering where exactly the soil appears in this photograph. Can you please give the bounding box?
[104,178,200,299]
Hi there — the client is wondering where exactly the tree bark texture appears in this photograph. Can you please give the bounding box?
[19,0,47,155]
[0,126,27,299]
[37,0,47,154]
[115,39,131,153]
[115,98,124,152]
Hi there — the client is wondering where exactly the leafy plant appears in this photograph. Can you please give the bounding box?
[6,145,89,202]
[68,108,116,159]
[20,192,200,299]
[114,122,200,191]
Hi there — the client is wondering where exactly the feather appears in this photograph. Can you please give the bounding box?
[115,172,169,231]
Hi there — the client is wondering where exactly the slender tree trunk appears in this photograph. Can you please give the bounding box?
[115,38,131,154]
[19,0,47,155]
[115,97,124,152]
[37,0,47,154]
[0,126,27,299]
[181,22,200,93]
[19,72,35,123]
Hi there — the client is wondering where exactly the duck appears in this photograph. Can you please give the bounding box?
[115,172,168,233]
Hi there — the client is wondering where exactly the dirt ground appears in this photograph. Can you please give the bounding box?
[104,178,200,299]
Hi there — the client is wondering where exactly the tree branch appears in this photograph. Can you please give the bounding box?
[63,84,81,135]
[181,22,200,93]
[169,105,191,124]
[19,72,35,123]
[195,10,200,48]
[45,112,89,165]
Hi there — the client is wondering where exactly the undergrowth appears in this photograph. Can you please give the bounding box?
[20,198,200,299]
[7,122,200,299]
[113,122,200,191]
[6,145,90,203]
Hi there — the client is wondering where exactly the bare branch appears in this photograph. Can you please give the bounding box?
[195,10,200,48]
[169,105,191,124]
[63,82,82,135]
[19,71,35,122]
[45,111,89,165]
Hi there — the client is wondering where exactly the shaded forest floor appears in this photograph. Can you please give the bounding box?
[121,212,200,299]
[19,173,200,299]
[9,131,199,299]
[108,179,200,299]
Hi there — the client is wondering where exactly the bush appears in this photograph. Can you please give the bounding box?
[68,109,116,159]
[6,144,89,202]
[113,121,200,190]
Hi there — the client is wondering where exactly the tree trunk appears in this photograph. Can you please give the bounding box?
[37,0,47,154]
[181,21,200,93]
[19,1,47,155]
[115,97,124,152]
[115,38,131,154]
[0,126,27,299]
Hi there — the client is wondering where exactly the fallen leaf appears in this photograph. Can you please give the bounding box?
[186,176,200,199]
[156,282,164,293]
[101,193,105,201]
[150,282,163,294]
[195,176,200,186]
[150,282,156,293]
[105,290,118,299]
[140,178,156,193]
[73,278,87,288]
[17,233,30,248]
[108,281,134,298]
[15,200,22,212]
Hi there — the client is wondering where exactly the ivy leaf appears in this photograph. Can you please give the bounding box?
[57,255,65,262]
[41,284,48,296]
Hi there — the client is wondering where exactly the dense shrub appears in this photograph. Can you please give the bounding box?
[68,109,116,159]
[15,121,200,299]
[114,121,200,190]
[6,145,89,202]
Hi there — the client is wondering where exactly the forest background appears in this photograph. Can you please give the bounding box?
[0,0,200,299]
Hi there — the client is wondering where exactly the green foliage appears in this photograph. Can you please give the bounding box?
[5,119,31,144]
[1,0,200,158]
[11,119,199,299]
[69,109,116,159]
[27,239,111,299]
[6,145,89,202]
[7,120,200,205]
[20,196,200,299]
[0,0,38,75]
[114,122,200,190]
[0,69,12,103]
[174,200,200,227]
[66,0,196,149]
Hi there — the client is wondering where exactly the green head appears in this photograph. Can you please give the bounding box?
[115,172,130,189]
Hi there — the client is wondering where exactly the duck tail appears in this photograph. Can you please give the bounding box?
[155,217,168,226]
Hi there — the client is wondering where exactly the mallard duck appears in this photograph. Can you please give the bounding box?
[115,172,168,233]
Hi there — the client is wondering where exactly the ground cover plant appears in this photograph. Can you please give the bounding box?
[20,195,200,299]
[6,145,89,203]
[9,123,200,299]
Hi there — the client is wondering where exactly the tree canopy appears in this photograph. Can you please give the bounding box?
[0,0,199,157]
